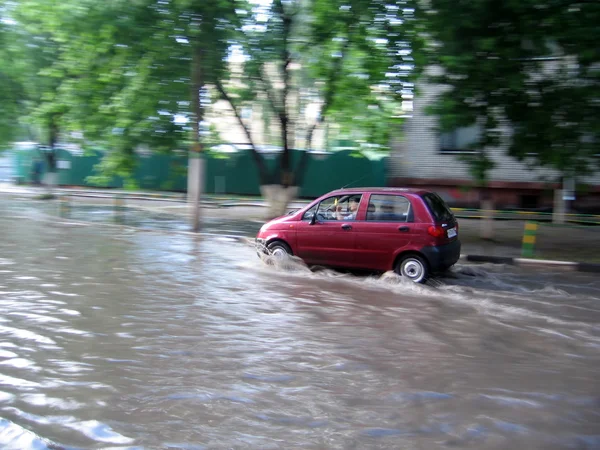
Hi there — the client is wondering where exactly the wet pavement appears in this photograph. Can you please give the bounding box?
[0,198,599,449]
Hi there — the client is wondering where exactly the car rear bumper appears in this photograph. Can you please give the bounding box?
[421,239,461,271]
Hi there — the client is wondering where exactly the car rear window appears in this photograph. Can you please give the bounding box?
[421,193,454,222]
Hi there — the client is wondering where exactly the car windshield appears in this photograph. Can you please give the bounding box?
[421,193,454,222]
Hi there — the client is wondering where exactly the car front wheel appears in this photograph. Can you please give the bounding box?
[395,254,428,284]
[267,241,292,259]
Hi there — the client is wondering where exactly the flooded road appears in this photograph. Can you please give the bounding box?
[1,199,599,449]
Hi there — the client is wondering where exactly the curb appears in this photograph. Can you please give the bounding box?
[461,254,600,273]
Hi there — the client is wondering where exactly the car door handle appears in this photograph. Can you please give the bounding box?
[398,226,410,232]
[341,224,352,230]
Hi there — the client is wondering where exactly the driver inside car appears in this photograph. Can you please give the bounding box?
[335,196,360,220]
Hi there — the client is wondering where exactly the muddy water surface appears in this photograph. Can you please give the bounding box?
[0,199,599,449]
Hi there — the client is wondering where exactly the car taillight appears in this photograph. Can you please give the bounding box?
[427,225,445,238]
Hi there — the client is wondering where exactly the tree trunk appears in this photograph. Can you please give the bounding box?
[43,117,60,196]
[260,184,298,219]
[481,199,495,240]
[216,79,298,217]
[552,188,566,224]
[480,187,494,240]
[553,176,574,224]
[188,46,204,232]
[214,80,269,184]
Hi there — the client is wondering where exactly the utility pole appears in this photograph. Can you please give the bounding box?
[188,45,204,232]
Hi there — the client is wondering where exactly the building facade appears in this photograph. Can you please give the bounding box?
[388,81,600,211]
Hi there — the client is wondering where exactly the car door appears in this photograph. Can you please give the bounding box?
[351,193,418,271]
[295,194,360,267]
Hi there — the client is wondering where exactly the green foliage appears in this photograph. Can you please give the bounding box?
[86,149,135,187]
[420,0,600,183]
[0,1,50,146]
[216,0,418,185]
[0,24,20,146]
[459,152,495,187]
[203,123,224,147]
[4,0,239,176]
[270,0,415,150]
[3,0,416,187]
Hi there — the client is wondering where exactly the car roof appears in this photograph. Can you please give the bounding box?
[327,187,431,196]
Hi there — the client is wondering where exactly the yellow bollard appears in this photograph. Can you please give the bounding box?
[521,221,538,258]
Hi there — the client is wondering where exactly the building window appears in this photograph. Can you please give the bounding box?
[440,124,480,153]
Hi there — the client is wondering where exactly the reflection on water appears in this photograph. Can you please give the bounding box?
[0,198,599,449]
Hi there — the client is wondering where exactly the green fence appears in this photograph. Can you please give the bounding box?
[12,146,388,198]
[13,147,124,188]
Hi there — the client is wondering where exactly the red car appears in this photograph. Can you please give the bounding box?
[256,188,460,283]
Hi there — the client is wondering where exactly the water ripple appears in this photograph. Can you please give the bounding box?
[0,200,598,449]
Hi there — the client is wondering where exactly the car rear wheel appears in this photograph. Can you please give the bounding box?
[395,254,428,284]
[267,241,292,259]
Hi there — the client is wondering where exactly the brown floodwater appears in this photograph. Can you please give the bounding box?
[0,198,599,449]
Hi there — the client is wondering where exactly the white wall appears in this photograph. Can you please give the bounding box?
[391,80,600,186]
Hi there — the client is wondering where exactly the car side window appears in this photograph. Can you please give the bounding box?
[303,194,363,221]
[366,194,411,222]
[331,194,362,221]
[302,205,317,221]
[316,196,344,221]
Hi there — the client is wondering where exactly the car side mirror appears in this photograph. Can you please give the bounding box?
[310,212,317,225]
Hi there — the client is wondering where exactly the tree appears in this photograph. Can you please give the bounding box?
[417,0,600,227]
[306,0,417,153]
[5,0,417,220]
[0,13,25,149]
[217,0,414,217]
[5,0,169,190]
[9,0,240,228]
[1,0,72,191]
